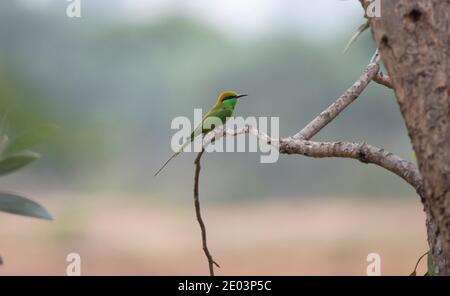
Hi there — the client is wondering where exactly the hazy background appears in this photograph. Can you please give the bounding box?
[0,0,428,275]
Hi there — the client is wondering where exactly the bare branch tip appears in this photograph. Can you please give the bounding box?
[370,48,380,64]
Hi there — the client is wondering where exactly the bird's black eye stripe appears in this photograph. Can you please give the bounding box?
[223,94,247,100]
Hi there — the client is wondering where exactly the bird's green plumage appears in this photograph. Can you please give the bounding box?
[190,102,235,141]
[154,92,244,176]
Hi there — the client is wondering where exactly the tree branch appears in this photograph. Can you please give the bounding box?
[205,127,422,193]
[293,51,380,140]
[194,149,220,276]
[373,72,393,89]
[279,137,422,192]
[203,125,279,149]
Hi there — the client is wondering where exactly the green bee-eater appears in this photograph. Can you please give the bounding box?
[154,91,247,176]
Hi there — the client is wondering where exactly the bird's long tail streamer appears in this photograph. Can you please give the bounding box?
[154,151,181,176]
[154,139,194,176]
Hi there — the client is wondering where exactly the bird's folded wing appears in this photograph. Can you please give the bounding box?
[190,107,233,141]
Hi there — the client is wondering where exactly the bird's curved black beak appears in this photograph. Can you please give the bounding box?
[236,94,248,99]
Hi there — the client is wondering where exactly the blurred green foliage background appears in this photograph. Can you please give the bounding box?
[0,1,414,201]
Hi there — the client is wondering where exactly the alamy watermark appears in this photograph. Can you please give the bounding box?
[66,0,81,18]
[171,109,280,163]
[365,0,381,18]
[366,252,381,276]
[66,252,81,276]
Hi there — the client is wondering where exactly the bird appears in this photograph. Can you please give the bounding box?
[154,91,247,176]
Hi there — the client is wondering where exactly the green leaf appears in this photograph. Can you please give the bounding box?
[343,21,370,54]
[427,252,435,276]
[0,151,40,176]
[0,192,53,220]
[409,271,416,276]
[3,124,59,155]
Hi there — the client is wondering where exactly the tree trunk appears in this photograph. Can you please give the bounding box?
[362,0,450,275]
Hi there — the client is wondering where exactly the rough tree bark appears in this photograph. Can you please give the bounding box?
[361,0,450,274]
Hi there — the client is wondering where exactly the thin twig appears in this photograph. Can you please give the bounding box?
[194,149,220,276]
[202,125,279,150]
[373,72,393,89]
[410,251,429,275]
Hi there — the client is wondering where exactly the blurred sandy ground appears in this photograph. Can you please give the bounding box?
[0,193,428,275]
